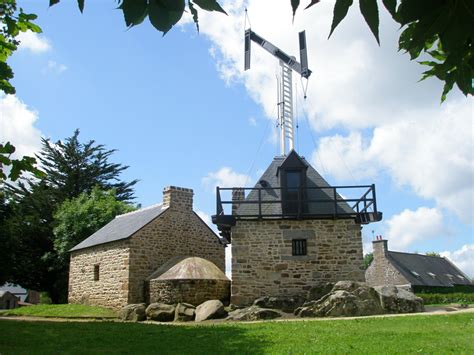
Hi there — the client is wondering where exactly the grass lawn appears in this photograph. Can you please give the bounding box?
[0,313,473,354]
[0,304,116,319]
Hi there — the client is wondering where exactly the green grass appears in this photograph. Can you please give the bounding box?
[0,304,116,318]
[0,313,473,354]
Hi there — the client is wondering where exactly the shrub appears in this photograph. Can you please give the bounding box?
[417,293,474,305]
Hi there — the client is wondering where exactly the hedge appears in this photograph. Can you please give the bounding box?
[417,292,474,305]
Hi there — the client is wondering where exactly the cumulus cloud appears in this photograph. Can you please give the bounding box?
[202,167,251,191]
[441,244,474,279]
[17,31,51,53]
[385,207,446,249]
[313,99,474,223]
[0,95,42,159]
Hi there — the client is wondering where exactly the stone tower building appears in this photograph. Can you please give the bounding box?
[213,150,382,305]
[68,186,226,310]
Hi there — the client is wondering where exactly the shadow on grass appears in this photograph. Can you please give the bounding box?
[0,320,272,354]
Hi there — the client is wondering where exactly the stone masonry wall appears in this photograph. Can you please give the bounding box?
[68,241,130,310]
[365,240,409,286]
[127,187,225,303]
[231,219,365,305]
[148,279,230,306]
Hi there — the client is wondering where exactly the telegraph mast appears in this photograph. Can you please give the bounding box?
[244,28,311,156]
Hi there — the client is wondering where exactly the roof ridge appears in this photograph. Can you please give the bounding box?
[389,250,444,259]
[116,203,164,218]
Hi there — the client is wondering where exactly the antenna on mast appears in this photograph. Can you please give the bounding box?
[244,28,311,156]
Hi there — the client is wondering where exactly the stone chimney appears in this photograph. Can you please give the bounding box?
[372,236,388,261]
[232,188,245,215]
[162,186,194,210]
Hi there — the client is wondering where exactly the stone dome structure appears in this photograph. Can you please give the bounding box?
[146,256,230,306]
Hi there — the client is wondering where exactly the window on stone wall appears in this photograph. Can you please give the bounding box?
[292,239,307,256]
[94,264,100,281]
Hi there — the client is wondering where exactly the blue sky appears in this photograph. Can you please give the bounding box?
[2,0,473,276]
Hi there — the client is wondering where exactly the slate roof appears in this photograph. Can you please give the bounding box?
[237,152,354,216]
[388,251,473,287]
[70,204,168,252]
[0,284,27,302]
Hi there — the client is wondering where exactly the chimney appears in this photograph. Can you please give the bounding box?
[162,186,194,210]
[372,236,388,260]
[232,188,245,215]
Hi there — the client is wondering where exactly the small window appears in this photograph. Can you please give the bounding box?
[94,264,100,281]
[411,271,420,277]
[427,272,436,278]
[292,239,307,256]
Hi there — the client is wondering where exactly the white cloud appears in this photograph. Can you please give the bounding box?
[248,116,257,126]
[441,244,474,279]
[202,167,251,191]
[0,95,42,159]
[17,31,51,53]
[385,207,446,250]
[44,60,68,75]
[313,99,474,223]
[184,1,473,224]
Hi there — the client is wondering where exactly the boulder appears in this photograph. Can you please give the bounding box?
[119,303,146,322]
[253,296,303,313]
[195,300,227,322]
[296,285,383,318]
[146,303,175,322]
[227,306,282,321]
[374,285,424,313]
[175,303,196,322]
[332,280,365,293]
[307,282,334,301]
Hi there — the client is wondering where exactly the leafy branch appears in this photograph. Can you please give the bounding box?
[0,142,45,181]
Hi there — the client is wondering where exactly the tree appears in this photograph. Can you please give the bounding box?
[35,129,138,202]
[425,251,441,257]
[363,252,374,269]
[4,130,137,302]
[53,187,135,260]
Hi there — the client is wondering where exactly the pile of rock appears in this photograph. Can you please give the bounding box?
[120,281,424,323]
[119,299,227,323]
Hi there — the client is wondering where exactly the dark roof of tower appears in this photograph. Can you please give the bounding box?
[70,204,168,252]
[237,150,355,216]
[388,251,473,287]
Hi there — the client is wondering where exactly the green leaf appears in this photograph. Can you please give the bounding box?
[188,1,199,32]
[119,0,148,28]
[1,142,16,155]
[441,72,455,102]
[359,0,379,44]
[49,0,60,6]
[193,0,227,14]
[455,63,473,96]
[291,0,300,21]
[382,0,396,18]
[77,0,85,13]
[328,0,353,39]
[305,1,321,10]
[148,0,185,34]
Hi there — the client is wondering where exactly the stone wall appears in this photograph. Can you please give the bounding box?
[231,219,365,305]
[147,279,230,306]
[365,240,409,286]
[68,241,130,310]
[127,187,225,303]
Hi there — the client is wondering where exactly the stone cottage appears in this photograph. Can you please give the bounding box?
[68,186,226,310]
[213,150,382,305]
[0,291,19,309]
[366,238,473,292]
